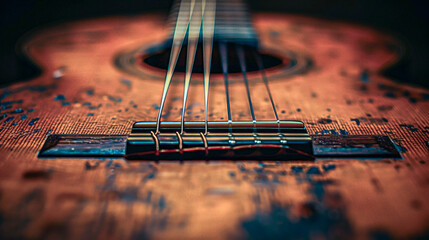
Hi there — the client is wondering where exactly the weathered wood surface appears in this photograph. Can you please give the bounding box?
[0,14,429,239]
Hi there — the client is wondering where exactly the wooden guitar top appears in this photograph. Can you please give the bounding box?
[0,14,428,239]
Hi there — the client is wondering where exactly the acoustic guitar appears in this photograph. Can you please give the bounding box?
[1,0,428,239]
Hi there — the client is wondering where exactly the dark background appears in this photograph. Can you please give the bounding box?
[1,0,428,88]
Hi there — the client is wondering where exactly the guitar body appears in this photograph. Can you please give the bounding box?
[1,13,429,239]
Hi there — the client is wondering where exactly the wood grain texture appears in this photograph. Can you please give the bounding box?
[0,14,428,239]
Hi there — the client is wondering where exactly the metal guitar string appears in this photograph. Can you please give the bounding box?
[219,42,233,135]
[156,0,195,133]
[202,0,216,135]
[158,0,278,136]
[180,0,203,134]
[236,45,257,134]
[252,50,280,131]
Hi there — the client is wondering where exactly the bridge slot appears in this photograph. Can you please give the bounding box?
[126,121,314,160]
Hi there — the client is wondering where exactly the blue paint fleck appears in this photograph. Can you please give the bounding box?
[141,169,157,182]
[54,94,65,101]
[11,108,24,114]
[143,191,152,205]
[34,129,40,133]
[29,118,40,126]
[117,187,139,203]
[187,102,200,110]
[291,166,303,174]
[306,167,322,175]
[323,164,336,172]
[108,96,122,103]
[238,164,246,172]
[329,130,339,135]
[85,161,99,170]
[86,90,94,95]
[320,129,330,134]
[87,113,94,116]
[229,172,236,178]
[350,118,360,126]
[152,104,160,110]
[159,112,169,118]
[2,105,12,110]
[27,109,34,112]
[62,101,70,106]
[120,78,132,87]
[4,116,14,123]
[105,160,113,168]
[318,118,332,124]
[89,104,102,110]
[158,195,166,211]
[20,114,27,120]
[339,129,349,135]
[311,180,325,201]
[360,70,370,83]
[399,124,418,132]
[106,172,116,183]
[1,100,23,106]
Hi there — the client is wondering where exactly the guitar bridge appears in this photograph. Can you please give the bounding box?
[37,121,402,160]
[126,121,314,160]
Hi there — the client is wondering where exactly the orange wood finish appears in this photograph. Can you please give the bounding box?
[0,14,428,239]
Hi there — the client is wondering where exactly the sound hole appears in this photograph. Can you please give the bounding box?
[140,42,287,74]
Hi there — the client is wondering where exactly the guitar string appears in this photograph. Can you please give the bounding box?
[202,0,216,135]
[236,45,257,133]
[156,0,195,134]
[180,0,203,134]
[159,0,269,136]
[252,50,280,130]
[219,42,233,134]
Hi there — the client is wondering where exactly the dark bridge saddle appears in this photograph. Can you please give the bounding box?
[126,121,314,160]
